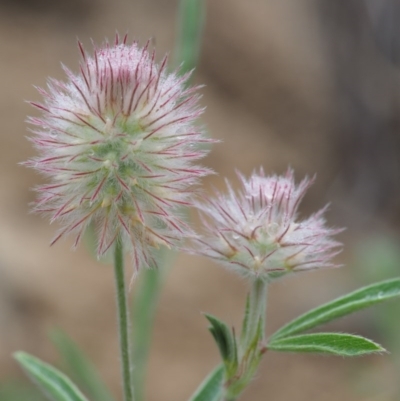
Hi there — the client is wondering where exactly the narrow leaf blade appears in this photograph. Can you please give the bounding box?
[270,278,400,341]
[14,352,89,401]
[204,314,234,363]
[50,329,115,401]
[268,333,385,356]
[188,365,224,401]
[131,247,174,401]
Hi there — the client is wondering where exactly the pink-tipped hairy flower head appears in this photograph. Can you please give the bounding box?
[194,169,342,280]
[26,35,213,272]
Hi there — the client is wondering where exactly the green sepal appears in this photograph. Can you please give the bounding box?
[248,318,264,354]
[240,295,250,344]
[231,328,239,374]
[14,352,89,401]
[270,278,400,341]
[268,333,386,356]
[224,319,265,400]
[187,365,224,401]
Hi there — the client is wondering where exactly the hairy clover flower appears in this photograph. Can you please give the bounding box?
[26,35,212,271]
[194,169,342,280]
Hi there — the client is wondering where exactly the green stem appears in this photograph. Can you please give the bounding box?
[224,279,268,401]
[113,238,134,401]
[244,278,268,348]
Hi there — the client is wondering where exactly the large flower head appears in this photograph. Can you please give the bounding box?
[194,169,342,280]
[26,35,212,271]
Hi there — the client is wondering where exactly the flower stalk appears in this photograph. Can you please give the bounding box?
[191,168,343,401]
[222,279,267,401]
[113,237,134,401]
[243,278,268,349]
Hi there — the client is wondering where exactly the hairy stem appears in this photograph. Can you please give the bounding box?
[244,278,268,348]
[114,238,134,401]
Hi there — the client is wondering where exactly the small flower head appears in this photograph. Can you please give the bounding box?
[194,168,342,280]
[25,35,212,272]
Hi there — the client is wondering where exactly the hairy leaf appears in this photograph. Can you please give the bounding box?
[14,352,89,401]
[188,365,224,401]
[270,278,400,341]
[268,333,385,356]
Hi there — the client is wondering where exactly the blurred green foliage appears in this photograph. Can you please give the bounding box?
[131,248,174,401]
[0,329,114,401]
[0,381,44,401]
[50,329,115,401]
[352,234,400,399]
[174,0,206,75]
[354,235,400,350]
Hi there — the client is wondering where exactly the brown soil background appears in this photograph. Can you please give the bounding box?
[0,1,399,400]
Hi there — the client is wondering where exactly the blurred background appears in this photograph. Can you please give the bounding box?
[0,0,400,400]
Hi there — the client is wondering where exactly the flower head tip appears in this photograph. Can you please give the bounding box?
[25,35,213,272]
[194,168,342,280]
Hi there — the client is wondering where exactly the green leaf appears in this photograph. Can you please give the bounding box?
[131,247,174,401]
[205,314,236,365]
[268,333,385,356]
[175,0,206,75]
[188,365,224,401]
[14,352,89,401]
[50,329,115,401]
[270,278,400,341]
